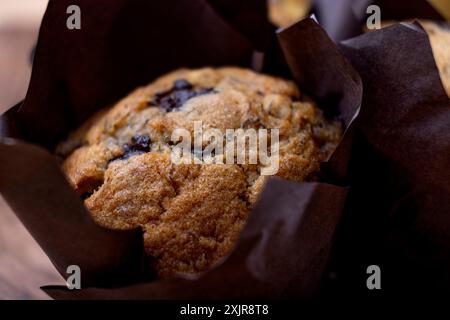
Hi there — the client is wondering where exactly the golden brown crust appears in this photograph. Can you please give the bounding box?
[268,0,311,28]
[59,67,342,277]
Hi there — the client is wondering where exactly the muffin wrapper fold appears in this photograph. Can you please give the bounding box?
[0,0,364,299]
[309,0,450,293]
[313,0,446,42]
[333,22,450,292]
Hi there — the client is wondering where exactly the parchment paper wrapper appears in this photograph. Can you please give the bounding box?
[313,0,445,41]
[324,22,450,295]
[304,0,450,295]
[0,0,362,299]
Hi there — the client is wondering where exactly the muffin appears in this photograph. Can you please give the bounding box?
[58,67,342,277]
[268,0,311,28]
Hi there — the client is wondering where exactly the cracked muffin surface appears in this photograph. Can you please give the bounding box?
[58,67,342,277]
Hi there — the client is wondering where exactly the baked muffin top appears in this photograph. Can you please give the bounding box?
[58,67,341,277]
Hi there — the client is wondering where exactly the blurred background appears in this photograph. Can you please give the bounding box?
[0,0,64,300]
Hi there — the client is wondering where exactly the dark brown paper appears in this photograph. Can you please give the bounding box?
[313,0,444,42]
[328,22,450,294]
[0,138,145,287]
[277,20,362,182]
[43,180,348,299]
[0,0,361,299]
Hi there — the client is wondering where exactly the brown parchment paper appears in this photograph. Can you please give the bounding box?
[307,1,449,295]
[325,22,450,295]
[0,0,362,299]
[313,0,444,42]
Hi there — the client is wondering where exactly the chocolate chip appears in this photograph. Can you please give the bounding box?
[123,134,151,154]
[147,79,216,112]
[131,134,151,151]
[109,135,152,162]
[173,79,192,90]
[161,90,197,111]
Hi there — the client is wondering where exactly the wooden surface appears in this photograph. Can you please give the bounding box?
[0,0,64,300]
[0,197,64,299]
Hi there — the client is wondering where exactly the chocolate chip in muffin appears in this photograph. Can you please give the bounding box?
[148,79,215,112]
[110,134,152,162]
[123,134,151,155]
[173,79,193,90]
